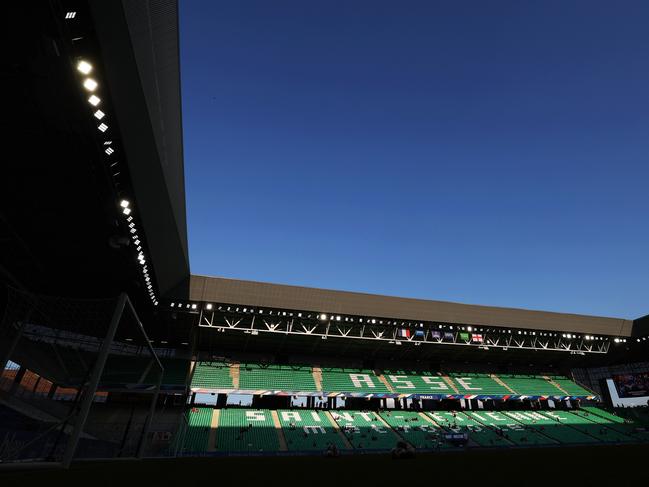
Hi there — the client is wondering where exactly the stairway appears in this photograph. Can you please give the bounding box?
[492,374,517,394]
[208,409,220,451]
[441,375,460,393]
[376,372,395,392]
[375,412,412,448]
[543,376,569,395]
[230,363,240,389]
[270,410,288,451]
[324,411,353,449]
[312,366,323,391]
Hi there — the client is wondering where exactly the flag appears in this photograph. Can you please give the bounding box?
[398,329,411,338]
[459,332,470,342]
[471,333,483,343]
[443,332,454,341]
[431,330,441,340]
[413,329,425,339]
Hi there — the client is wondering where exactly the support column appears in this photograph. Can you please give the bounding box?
[61,293,126,468]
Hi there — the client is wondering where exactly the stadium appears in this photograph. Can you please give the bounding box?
[2,1,649,484]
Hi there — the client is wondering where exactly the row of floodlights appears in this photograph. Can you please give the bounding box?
[168,302,625,342]
[75,57,157,306]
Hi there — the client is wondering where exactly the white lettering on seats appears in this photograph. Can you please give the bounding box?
[310,411,321,422]
[303,425,326,434]
[421,377,449,390]
[358,412,374,422]
[350,374,376,388]
[388,375,415,389]
[455,378,482,390]
[338,412,355,422]
[245,411,266,421]
[280,411,302,422]
[486,412,506,421]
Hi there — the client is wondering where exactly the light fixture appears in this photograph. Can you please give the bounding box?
[88,95,100,106]
[65,12,76,19]
[105,147,114,155]
[319,314,327,321]
[120,200,130,208]
[191,304,197,310]
[206,303,213,310]
[83,78,98,91]
[98,123,108,132]
[77,60,92,74]
[94,109,105,120]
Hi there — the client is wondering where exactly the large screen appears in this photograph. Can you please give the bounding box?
[612,372,649,398]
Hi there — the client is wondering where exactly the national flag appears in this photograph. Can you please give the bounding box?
[443,332,454,341]
[398,328,411,338]
[459,332,470,341]
[431,330,442,340]
[471,333,483,343]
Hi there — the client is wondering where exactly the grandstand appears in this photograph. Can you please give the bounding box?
[2,1,649,483]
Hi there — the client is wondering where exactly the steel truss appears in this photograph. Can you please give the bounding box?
[195,307,611,355]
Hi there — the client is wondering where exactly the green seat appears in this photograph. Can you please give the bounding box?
[239,364,317,391]
[379,411,453,449]
[191,362,234,389]
[215,409,280,452]
[330,410,397,450]
[278,409,348,451]
[180,407,213,453]
[320,368,389,393]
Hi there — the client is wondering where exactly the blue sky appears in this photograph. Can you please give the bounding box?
[179,1,649,319]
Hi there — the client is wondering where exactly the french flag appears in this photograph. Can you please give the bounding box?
[399,329,411,338]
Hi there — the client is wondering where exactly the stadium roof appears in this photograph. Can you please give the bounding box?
[1,1,187,307]
[188,275,633,336]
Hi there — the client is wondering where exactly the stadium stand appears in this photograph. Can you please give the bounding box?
[379,411,452,449]
[239,364,318,391]
[542,410,634,442]
[465,411,557,446]
[567,410,635,442]
[580,407,649,441]
[181,407,213,453]
[447,373,512,395]
[427,411,512,447]
[320,368,390,393]
[191,362,234,389]
[503,411,597,444]
[188,361,597,398]
[330,410,398,450]
[548,376,593,396]
[498,375,565,395]
[381,371,455,394]
[215,409,281,452]
[277,409,348,451]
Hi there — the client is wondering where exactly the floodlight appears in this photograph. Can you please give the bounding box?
[83,78,98,91]
[206,303,213,310]
[88,95,100,106]
[97,123,108,132]
[77,60,92,75]
[94,109,105,120]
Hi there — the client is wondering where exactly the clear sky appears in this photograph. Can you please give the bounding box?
[179,1,649,319]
